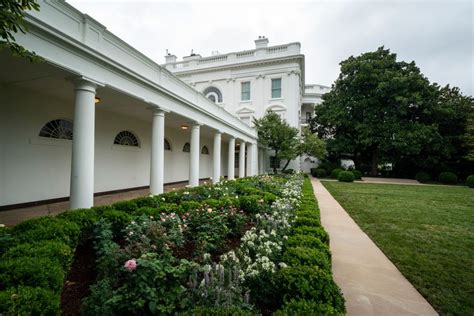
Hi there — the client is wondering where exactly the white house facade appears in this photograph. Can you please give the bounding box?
[0,2,329,211]
[163,37,330,172]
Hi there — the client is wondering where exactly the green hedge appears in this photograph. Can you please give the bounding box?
[275,176,345,314]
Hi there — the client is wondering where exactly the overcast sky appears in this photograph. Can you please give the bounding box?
[68,0,473,96]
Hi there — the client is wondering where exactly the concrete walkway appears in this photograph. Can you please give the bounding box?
[312,178,438,316]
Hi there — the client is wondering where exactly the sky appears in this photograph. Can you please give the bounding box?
[68,0,473,96]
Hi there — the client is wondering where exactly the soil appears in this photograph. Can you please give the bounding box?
[60,240,97,316]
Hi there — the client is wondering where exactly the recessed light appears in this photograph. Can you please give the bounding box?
[181,124,189,130]
[95,97,101,104]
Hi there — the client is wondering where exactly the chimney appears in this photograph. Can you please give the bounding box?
[255,36,269,49]
[165,50,177,64]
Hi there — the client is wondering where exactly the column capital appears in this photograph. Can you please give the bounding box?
[147,103,170,114]
[69,76,104,92]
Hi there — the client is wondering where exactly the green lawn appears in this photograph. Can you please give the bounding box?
[322,181,474,316]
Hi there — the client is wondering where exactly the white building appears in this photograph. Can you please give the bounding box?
[163,37,330,172]
[0,2,328,211]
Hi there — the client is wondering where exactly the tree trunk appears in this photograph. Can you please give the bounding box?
[370,148,379,176]
[282,159,291,171]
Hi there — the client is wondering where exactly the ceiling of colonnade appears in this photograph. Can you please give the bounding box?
[0,50,235,141]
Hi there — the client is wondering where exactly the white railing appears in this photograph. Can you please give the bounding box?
[236,51,254,59]
[267,45,288,54]
[198,55,228,64]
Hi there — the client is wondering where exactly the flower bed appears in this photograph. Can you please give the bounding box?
[0,174,345,315]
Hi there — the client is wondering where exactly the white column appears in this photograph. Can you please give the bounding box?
[70,79,98,210]
[212,131,222,184]
[246,142,253,176]
[189,123,200,187]
[228,137,235,180]
[248,142,258,176]
[239,141,246,178]
[150,108,165,195]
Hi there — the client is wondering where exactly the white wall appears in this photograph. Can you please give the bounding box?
[0,86,228,206]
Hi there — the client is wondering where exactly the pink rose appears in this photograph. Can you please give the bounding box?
[124,259,137,271]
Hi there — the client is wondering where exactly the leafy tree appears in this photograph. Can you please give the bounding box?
[311,47,473,177]
[463,105,474,162]
[1,0,40,61]
[301,127,327,161]
[254,112,326,173]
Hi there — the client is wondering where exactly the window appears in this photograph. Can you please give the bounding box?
[271,78,282,98]
[183,142,190,152]
[203,87,223,103]
[270,156,280,169]
[39,119,73,140]
[114,131,140,147]
[164,139,171,151]
[306,112,312,122]
[241,82,251,101]
[201,146,209,155]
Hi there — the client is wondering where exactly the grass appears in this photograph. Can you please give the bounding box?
[321,181,474,316]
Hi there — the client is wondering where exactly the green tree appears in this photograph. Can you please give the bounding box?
[254,112,326,173]
[311,47,472,176]
[464,109,474,161]
[1,0,40,60]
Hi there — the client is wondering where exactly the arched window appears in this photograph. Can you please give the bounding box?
[164,139,171,151]
[183,142,190,152]
[114,131,140,147]
[203,86,223,103]
[201,146,209,155]
[39,119,73,140]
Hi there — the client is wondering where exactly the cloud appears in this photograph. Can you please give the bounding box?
[68,0,473,95]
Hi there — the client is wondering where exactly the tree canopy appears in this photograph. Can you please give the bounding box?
[1,0,40,60]
[311,47,473,177]
[254,112,326,173]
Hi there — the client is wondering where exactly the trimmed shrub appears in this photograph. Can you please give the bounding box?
[315,168,327,178]
[3,240,73,270]
[134,206,160,217]
[330,168,343,179]
[310,168,318,177]
[465,175,474,188]
[112,200,138,213]
[283,246,331,270]
[352,170,362,180]
[286,234,330,255]
[13,217,81,248]
[0,286,60,316]
[282,169,295,174]
[295,210,319,220]
[292,226,330,245]
[158,203,184,215]
[294,216,320,228]
[262,192,277,205]
[275,299,343,316]
[57,208,99,238]
[180,201,203,212]
[280,266,345,312]
[338,171,354,182]
[0,257,65,292]
[239,195,264,214]
[133,196,160,208]
[439,172,458,184]
[100,209,133,238]
[415,172,431,183]
[179,306,255,316]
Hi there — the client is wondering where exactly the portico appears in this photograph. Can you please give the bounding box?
[0,1,259,210]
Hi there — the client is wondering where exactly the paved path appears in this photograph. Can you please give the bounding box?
[312,178,438,316]
[361,177,421,185]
